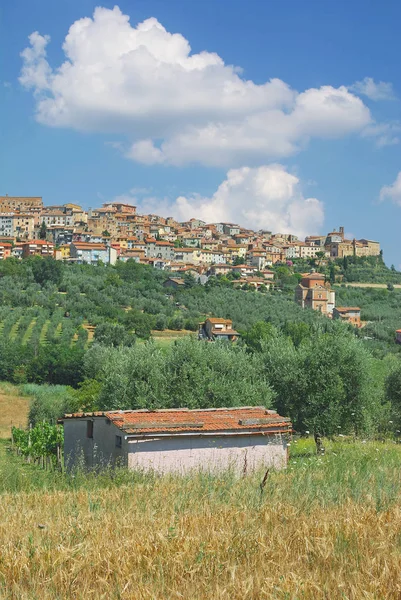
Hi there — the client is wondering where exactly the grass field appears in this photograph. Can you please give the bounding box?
[150,329,195,347]
[0,383,30,438]
[0,433,400,598]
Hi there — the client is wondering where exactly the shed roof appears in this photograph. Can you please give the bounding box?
[61,407,291,435]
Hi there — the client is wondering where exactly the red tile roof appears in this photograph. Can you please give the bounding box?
[61,407,291,435]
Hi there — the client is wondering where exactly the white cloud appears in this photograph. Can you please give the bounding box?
[350,77,396,101]
[134,164,324,238]
[20,31,51,92]
[20,6,375,167]
[361,122,401,147]
[380,172,401,206]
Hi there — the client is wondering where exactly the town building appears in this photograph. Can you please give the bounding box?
[21,240,54,258]
[0,196,43,212]
[199,318,240,341]
[0,243,12,260]
[69,242,117,265]
[333,307,362,327]
[60,407,291,474]
[295,273,335,315]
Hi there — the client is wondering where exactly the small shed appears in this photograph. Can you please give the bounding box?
[163,277,185,289]
[60,407,291,474]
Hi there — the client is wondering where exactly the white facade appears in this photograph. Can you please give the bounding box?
[0,215,13,237]
[128,434,287,474]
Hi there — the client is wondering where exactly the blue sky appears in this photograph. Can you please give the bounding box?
[1,0,400,263]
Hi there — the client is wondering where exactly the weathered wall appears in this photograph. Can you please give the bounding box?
[127,434,287,474]
[63,417,127,470]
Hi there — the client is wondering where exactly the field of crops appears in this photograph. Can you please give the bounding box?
[0,307,89,348]
[0,437,400,599]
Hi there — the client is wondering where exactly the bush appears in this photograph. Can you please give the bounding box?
[23,384,79,426]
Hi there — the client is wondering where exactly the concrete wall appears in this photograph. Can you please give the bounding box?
[127,434,288,475]
[63,417,127,470]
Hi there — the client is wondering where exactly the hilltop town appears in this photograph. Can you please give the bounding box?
[0,196,380,275]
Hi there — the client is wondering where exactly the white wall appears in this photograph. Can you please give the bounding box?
[128,434,287,474]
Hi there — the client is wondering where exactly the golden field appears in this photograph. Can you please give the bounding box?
[0,438,400,599]
[0,382,30,439]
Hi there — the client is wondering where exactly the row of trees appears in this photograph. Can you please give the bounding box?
[27,326,401,443]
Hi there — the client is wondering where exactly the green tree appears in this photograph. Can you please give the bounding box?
[184,272,197,288]
[261,332,377,453]
[29,257,63,286]
[385,366,401,429]
[39,220,47,240]
[94,322,135,347]
[243,321,278,352]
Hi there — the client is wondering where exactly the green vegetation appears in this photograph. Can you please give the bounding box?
[1,256,401,441]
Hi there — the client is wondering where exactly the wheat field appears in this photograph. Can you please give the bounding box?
[0,439,400,599]
[0,383,30,439]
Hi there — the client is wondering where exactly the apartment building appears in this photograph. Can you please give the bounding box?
[22,240,54,258]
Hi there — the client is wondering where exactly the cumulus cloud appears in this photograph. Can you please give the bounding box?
[19,5,376,167]
[380,172,401,206]
[133,164,324,238]
[350,77,396,101]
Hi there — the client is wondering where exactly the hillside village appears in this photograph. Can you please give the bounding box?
[0,196,380,278]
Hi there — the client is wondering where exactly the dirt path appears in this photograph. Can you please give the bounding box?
[337,283,401,289]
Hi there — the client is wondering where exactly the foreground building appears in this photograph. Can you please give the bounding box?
[60,407,292,474]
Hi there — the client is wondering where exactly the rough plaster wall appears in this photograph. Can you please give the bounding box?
[63,418,127,470]
[128,434,287,474]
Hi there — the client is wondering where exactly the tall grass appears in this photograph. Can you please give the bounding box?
[0,438,400,598]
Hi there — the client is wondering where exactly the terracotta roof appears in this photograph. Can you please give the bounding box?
[61,407,291,435]
[302,272,325,279]
[206,317,232,324]
[334,306,361,312]
[23,240,54,245]
[73,243,107,250]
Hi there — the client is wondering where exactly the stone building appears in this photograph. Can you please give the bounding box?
[295,272,335,315]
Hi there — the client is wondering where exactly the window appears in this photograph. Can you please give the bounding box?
[115,435,122,448]
[87,420,94,438]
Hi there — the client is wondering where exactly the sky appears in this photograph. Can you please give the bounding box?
[1,0,400,263]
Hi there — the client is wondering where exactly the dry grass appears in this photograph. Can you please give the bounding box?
[0,383,29,438]
[0,440,400,599]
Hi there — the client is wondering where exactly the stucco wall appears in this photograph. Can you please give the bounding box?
[127,434,287,474]
[63,417,127,470]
